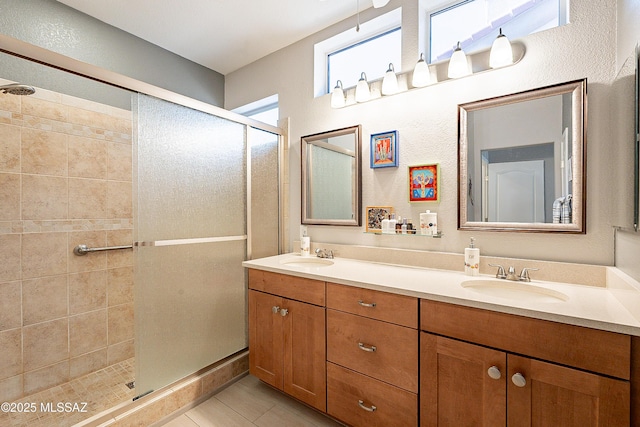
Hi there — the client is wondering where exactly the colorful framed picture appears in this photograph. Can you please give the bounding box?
[365,206,394,232]
[370,131,398,168]
[409,164,440,202]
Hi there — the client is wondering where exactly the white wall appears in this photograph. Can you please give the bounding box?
[226,0,628,266]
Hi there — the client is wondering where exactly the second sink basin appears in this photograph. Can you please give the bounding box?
[280,256,334,268]
[461,279,569,303]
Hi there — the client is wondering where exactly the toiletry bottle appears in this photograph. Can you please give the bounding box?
[420,210,438,236]
[300,227,310,256]
[464,237,479,276]
[388,214,397,234]
[381,215,391,234]
[401,218,408,234]
[395,216,403,234]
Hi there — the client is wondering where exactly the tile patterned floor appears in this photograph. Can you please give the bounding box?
[0,358,135,427]
[160,375,344,427]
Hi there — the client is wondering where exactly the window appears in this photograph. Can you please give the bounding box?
[233,94,279,127]
[314,8,402,97]
[425,0,569,63]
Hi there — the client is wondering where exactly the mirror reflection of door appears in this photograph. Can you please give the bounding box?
[485,160,545,222]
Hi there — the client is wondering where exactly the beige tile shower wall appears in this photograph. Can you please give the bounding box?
[0,82,134,402]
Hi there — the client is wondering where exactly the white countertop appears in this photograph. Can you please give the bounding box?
[243,253,640,336]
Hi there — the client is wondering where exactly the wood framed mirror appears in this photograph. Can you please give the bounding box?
[458,79,587,233]
[301,125,362,226]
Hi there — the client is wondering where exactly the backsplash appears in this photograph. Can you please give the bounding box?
[0,82,134,402]
[294,241,607,288]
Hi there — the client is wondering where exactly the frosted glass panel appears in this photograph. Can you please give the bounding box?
[134,94,248,396]
[135,241,247,394]
[135,94,246,241]
[249,127,280,258]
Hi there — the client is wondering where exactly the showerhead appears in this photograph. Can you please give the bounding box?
[0,83,36,96]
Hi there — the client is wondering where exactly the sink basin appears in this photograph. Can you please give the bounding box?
[461,279,569,303]
[280,257,334,268]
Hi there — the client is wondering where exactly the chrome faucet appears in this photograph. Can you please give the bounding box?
[315,248,334,259]
[489,264,539,282]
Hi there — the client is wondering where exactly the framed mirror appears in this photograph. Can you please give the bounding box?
[301,125,362,226]
[634,44,639,232]
[458,79,587,233]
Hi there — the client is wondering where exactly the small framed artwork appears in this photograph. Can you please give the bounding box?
[370,131,398,168]
[409,164,440,202]
[365,206,394,232]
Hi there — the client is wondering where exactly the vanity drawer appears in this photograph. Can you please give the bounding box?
[326,282,418,328]
[327,362,418,427]
[421,299,631,380]
[248,269,325,306]
[327,309,419,392]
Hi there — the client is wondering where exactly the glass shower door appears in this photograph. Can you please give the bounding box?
[133,94,248,396]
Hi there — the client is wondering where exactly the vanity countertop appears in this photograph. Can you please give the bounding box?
[243,254,640,336]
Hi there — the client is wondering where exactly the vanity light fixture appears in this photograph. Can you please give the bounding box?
[412,53,431,87]
[381,63,399,95]
[372,0,391,7]
[489,28,514,68]
[331,80,346,108]
[448,41,471,79]
[355,72,371,102]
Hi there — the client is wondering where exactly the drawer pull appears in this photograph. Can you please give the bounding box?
[358,342,377,352]
[512,373,527,388]
[358,400,377,412]
[357,300,377,308]
[272,306,280,314]
[487,366,502,380]
[280,308,289,317]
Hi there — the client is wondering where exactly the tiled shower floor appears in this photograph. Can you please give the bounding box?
[0,358,135,427]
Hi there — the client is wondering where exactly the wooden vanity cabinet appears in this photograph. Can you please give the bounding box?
[248,270,326,411]
[421,300,632,427]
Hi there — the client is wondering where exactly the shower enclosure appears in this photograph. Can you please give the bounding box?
[0,44,282,426]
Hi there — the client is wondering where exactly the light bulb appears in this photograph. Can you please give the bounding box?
[381,63,399,95]
[412,53,431,87]
[448,41,471,79]
[330,80,345,108]
[489,28,513,68]
[355,72,370,102]
[372,0,390,8]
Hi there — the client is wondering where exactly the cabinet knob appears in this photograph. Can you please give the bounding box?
[357,300,377,308]
[272,306,280,314]
[487,366,502,380]
[280,308,288,317]
[358,342,377,352]
[358,400,377,412]
[511,373,527,388]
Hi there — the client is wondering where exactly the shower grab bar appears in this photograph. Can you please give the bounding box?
[73,244,133,256]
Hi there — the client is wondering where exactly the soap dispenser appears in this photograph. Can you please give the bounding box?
[464,237,480,276]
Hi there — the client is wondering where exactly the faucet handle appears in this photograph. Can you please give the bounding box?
[488,264,507,279]
[518,268,539,282]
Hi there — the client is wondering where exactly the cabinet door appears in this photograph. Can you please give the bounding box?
[248,290,283,389]
[507,355,630,427]
[283,299,327,411]
[421,333,506,427]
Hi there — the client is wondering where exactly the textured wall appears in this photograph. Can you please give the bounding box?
[0,0,224,108]
[0,82,134,402]
[226,0,630,266]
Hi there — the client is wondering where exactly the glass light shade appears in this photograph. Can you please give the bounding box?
[448,42,471,79]
[355,72,371,103]
[331,80,345,108]
[381,63,399,95]
[489,28,513,68]
[372,0,390,8]
[412,53,431,87]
